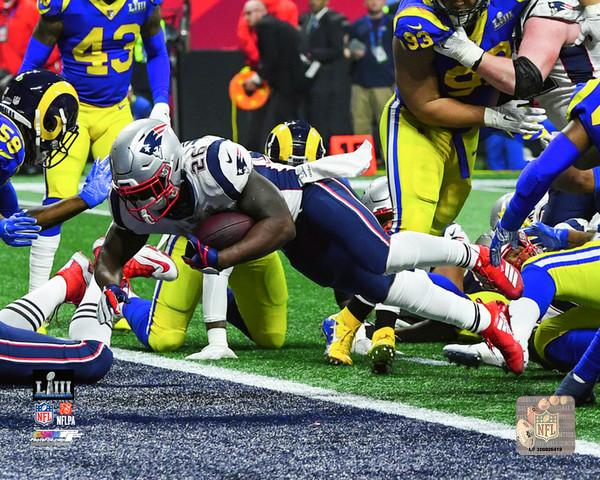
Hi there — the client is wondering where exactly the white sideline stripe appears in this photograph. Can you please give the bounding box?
[112,347,600,457]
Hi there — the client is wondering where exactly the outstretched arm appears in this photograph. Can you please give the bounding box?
[142,7,171,120]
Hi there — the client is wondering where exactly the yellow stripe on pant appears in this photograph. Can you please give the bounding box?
[45,97,133,198]
[147,236,288,352]
[379,96,478,235]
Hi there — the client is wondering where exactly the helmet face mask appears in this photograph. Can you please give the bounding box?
[0,70,80,169]
[116,163,180,225]
[432,0,488,28]
[265,120,325,166]
[111,119,183,225]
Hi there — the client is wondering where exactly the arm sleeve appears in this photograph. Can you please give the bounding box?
[202,269,232,323]
[143,29,170,104]
[19,36,54,74]
[500,133,581,230]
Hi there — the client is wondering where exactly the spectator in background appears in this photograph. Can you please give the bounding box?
[349,0,394,157]
[481,128,526,171]
[300,0,351,148]
[237,0,298,68]
[241,0,307,151]
[0,0,60,86]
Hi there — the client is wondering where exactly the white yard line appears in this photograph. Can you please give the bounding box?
[112,347,600,458]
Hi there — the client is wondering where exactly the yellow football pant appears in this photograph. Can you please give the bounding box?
[147,236,288,352]
[522,240,600,364]
[45,97,133,198]
[380,97,479,235]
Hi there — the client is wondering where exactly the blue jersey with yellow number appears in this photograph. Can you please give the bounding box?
[393,0,527,106]
[568,79,600,148]
[0,114,25,186]
[37,0,161,106]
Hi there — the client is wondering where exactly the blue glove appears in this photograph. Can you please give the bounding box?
[79,157,112,208]
[0,211,40,246]
[490,223,520,266]
[523,222,569,251]
[98,284,130,327]
[182,235,219,274]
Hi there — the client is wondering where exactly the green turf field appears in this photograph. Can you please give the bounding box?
[5,175,600,443]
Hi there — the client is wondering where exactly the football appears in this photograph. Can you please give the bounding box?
[192,211,255,249]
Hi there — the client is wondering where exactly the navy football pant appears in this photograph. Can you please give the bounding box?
[283,179,393,304]
[0,321,113,384]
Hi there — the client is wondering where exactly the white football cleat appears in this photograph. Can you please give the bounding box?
[123,245,178,281]
[443,342,506,369]
[186,344,238,360]
[351,324,372,356]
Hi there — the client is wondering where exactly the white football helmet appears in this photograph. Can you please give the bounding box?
[110,118,184,224]
[361,176,393,232]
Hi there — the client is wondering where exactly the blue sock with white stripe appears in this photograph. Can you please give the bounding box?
[573,328,600,383]
[545,329,597,371]
[122,298,152,348]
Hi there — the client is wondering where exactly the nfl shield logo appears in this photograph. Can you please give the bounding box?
[35,403,54,426]
[534,410,559,442]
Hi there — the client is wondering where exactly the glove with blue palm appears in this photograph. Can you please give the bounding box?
[0,211,41,247]
[490,223,520,266]
[523,222,569,251]
[79,157,112,208]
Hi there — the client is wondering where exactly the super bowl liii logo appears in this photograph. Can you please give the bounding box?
[516,396,575,455]
[31,370,79,444]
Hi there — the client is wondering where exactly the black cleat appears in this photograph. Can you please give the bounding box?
[555,371,597,406]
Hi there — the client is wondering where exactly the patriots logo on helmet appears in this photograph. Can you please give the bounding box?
[139,123,167,159]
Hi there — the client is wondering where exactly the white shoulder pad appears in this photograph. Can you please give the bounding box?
[202,139,253,201]
[525,0,581,23]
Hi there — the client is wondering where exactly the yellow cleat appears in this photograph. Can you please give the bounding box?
[369,326,396,374]
[113,318,132,331]
[327,308,362,366]
[37,324,48,335]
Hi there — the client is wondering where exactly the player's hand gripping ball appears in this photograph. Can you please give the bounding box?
[183,212,255,273]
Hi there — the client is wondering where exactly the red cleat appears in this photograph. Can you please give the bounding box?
[473,245,523,299]
[480,301,524,375]
[55,252,92,305]
[123,245,177,281]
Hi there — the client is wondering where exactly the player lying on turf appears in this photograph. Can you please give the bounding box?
[0,70,112,247]
[0,240,176,384]
[489,77,600,398]
[448,219,600,405]
[90,119,528,374]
